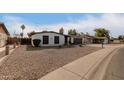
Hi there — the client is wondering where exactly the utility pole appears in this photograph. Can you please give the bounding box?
[102,41,104,48]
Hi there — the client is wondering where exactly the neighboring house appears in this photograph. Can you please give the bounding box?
[111,38,121,44]
[30,31,71,47]
[69,34,94,45]
[69,35,83,44]
[93,37,109,44]
[0,23,10,47]
[83,35,94,44]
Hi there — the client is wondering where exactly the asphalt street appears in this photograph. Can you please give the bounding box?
[104,47,124,80]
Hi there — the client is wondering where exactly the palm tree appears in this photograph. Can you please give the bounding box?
[20,24,25,38]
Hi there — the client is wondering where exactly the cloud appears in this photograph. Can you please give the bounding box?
[2,13,124,37]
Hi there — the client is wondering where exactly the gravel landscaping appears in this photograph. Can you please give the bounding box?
[0,45,101,80]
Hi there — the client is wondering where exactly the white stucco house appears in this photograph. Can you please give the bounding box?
[30,31,70,47]
[29,31,95,47]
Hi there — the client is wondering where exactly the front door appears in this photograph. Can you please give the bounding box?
[43,36,49,44]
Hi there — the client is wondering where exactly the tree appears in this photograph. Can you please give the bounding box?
[68,29,77,35]
[94,28,109,37]
[118,35,124,43]
[94,28,110,43]
[118,35,123,40]
[27,31,35,37]
[20,32,23,37]
[20,24,26,38]
[86,32,89,35]
[80,32,84,35]
[59,27,64,34]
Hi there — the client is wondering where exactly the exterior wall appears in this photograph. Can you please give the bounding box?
[93,38,108,44]
[70,37,74,44]
[112,40,120,44]
[0,26,8,47]
[31,33,65,46]
[82,37,93,44]
[0,26,7,34]
[73,38,82,44]
[85,38,93,44]
[103,39,109,44]
[82,38,85,44]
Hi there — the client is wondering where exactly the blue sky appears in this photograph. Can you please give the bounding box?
[0,13,102,24]
[0,13,124,37]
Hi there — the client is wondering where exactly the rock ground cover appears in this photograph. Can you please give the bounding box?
[0,45,101,80]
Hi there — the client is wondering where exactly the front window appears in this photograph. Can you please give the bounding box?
[43,36,49,44]
[54,36,59,44]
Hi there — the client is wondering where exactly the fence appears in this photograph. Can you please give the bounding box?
[20,38,31,45]
[8,37,31,45]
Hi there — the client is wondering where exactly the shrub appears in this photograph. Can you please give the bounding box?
[58,45,62,48]
[33,39,41,47]
[79,44,83,47]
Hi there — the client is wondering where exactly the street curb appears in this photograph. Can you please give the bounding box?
[95,47,123,80]
[0,49,15,66]
[83,48,118,80]
[85,46,124,80]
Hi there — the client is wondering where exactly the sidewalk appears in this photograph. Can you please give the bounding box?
[0,45,15,66]
[0,45,14,53]
[0,49,15,66]
[0,47,6,52]
[40,44,124,80]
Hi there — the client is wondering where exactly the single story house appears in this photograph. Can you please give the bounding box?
[30,31,96,47]
[0,23,10,47]
[69,34,94,45]
[111,38,121,44]
[68,35,83,45]
[93,37,109,44]
[83,35,94,44]
[30,31,73,47]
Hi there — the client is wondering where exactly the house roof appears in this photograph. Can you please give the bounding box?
[94,37,107,39]
[29,31,67,37]
[68,35,83,38]
[111,38,118,40]
[68,34,94,39]
[0,22,10,36]
[29,30,95,39]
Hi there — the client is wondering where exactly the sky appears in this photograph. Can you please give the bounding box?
[0,13,124,37]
